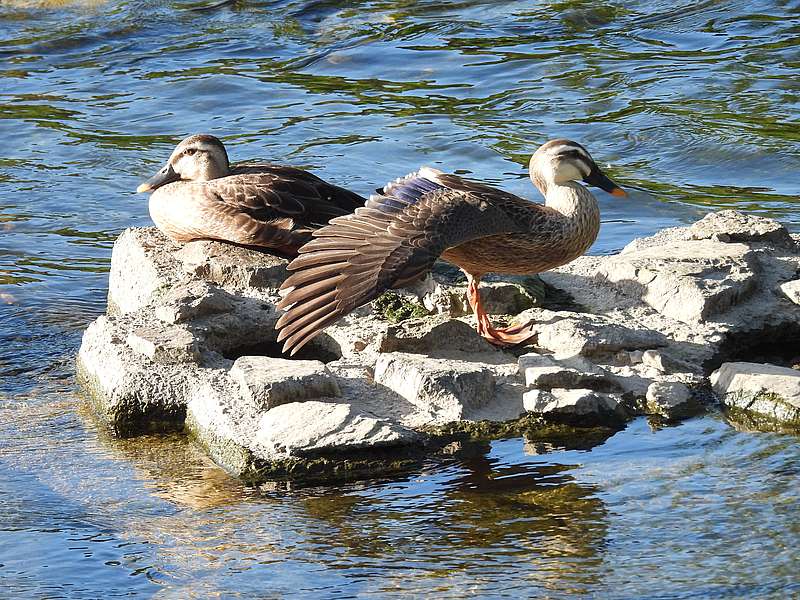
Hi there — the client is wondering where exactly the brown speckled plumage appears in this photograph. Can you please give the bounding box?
[276,139,625,353]
[138,134,365,255]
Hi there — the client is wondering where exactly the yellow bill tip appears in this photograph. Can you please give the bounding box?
[136,183,152,194]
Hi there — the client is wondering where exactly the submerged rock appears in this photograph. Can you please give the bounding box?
[77,210,800,482]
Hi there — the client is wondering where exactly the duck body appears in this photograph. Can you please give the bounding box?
[434,176,601,277]
[138,135,366,256]
[276,139,624,353]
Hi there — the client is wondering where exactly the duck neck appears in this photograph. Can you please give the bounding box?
[543,181,597,215]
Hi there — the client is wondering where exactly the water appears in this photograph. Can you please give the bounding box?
[1,0,799,596]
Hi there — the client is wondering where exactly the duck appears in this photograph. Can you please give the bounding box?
[136,134,366,257]
[275,139,626,354]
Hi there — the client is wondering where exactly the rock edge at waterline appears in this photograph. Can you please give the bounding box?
[76,211,800,482]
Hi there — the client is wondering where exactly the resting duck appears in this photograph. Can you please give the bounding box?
[275,139,626,354]
[136,134,366,256]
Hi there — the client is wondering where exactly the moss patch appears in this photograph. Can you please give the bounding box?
[423,414,620,448]
[374,291,429,323]
[723,390,800,433]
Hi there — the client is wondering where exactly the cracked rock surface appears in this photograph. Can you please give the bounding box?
[77,211,800,482]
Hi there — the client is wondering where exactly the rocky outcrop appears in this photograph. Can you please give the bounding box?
[77,211,800,482]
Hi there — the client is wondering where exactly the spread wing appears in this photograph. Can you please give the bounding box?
[275,167,536,354]
[205,163,366,227]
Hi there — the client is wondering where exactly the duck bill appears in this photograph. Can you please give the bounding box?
[136,164,179,193]
[584,168,626,197]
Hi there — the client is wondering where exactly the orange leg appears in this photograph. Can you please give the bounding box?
[466,274,536,346]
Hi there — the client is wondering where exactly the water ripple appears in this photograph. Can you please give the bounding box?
[2,0,800,596]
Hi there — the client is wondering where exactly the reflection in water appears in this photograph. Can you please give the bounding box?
[2,0,800,596]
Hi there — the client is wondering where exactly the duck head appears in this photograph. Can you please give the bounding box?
[136,134,230,193]
[529,139,626,197]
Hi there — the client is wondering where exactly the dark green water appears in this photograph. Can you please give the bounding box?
[1,0,799,597]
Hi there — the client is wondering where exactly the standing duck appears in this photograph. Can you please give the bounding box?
[136,134,366,256]
[276,139,626,354]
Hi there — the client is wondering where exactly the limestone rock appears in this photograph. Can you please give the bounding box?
[523,388,628,427]
[379,315,497,354]
[517,353,621,392]
[421,281,469,316]
[186,382,420,481]
[374,353,496,422]
[253,402,418,458]
[779,280,800,306]
[230,356,339,411]
[689,210,795,248]
[641,349,700,375]
[76,212,800,482]
[419,276,542,317]
[478,279,541,315]
[711,362,800,427]
[126,326,200,364]
[176,240,289,289]
[155,281,236,324]
[77,315,210,437]
[107,227,183,314]
[615,350,644,366]
[186,297,281,355]
[597,240,759,323]
[531,314,668,358]
[645,381,700,421]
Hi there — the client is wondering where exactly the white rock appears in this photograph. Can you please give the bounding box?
[523,388,628,426]
[689,210,794,248]
[230,356,339,411]
[379,316,497,354]
[478,279,540,315]
[126,326,200,364]
[107,228,183,314]
[176,240,288,289]
[779,280,800,306]
[517,353,620,392]
[77,315,212,437]
[597,240,759,323]
[75,212,800,480]
[374,353,496,422]
[253,401,417,458]
[155,280,236,324]
[186,381,420,479]
[641,349,699,374]
[645,381,698,420]
[711,362,800,425]
[532,315,668,358]
[517,353,557,372]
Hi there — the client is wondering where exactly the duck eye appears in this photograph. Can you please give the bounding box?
[185,148,196,156]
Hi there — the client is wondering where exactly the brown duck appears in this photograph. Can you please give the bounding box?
[276,139,626,353]
[136,134,366,256]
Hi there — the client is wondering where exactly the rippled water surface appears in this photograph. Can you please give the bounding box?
[2,0,799,597]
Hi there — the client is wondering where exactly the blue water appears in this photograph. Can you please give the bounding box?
[2,0,800,597]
